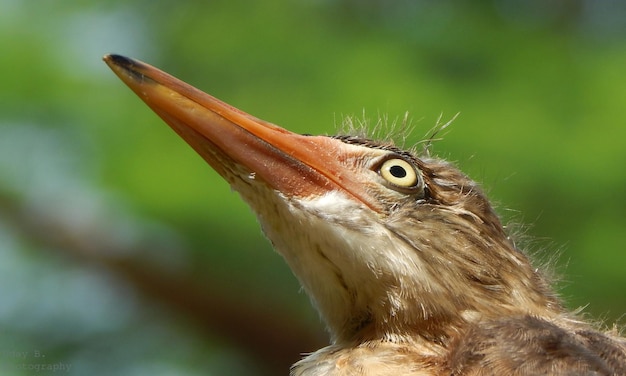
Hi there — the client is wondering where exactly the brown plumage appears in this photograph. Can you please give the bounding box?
[104,54,626,375]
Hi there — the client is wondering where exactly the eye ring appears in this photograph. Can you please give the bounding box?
[379,158,420,188]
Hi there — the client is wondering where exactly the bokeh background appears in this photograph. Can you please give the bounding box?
[1,0,625,375]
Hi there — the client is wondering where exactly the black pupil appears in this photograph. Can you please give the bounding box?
[389,165,407,178]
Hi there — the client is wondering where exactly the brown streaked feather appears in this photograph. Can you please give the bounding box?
[447,315,626,376]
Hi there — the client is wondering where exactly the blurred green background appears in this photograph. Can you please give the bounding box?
[1,0,625,375]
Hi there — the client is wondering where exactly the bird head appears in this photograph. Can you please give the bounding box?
[104,55,561,346]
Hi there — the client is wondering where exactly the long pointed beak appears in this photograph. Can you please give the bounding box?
[103,54,380,211]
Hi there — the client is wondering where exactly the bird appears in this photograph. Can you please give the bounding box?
[103,54,626,375]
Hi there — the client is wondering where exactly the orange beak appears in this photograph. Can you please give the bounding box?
[103,54,380,211]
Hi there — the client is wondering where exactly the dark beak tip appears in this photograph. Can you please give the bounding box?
[103,54,150,83]
[103,53,135,67]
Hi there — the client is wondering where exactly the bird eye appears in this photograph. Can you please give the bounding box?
[379,158,420,188]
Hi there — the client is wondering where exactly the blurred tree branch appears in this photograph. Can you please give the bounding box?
[0,189,326,374]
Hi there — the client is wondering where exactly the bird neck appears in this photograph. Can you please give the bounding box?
[282,205,562,346]
[241,182,562,347]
